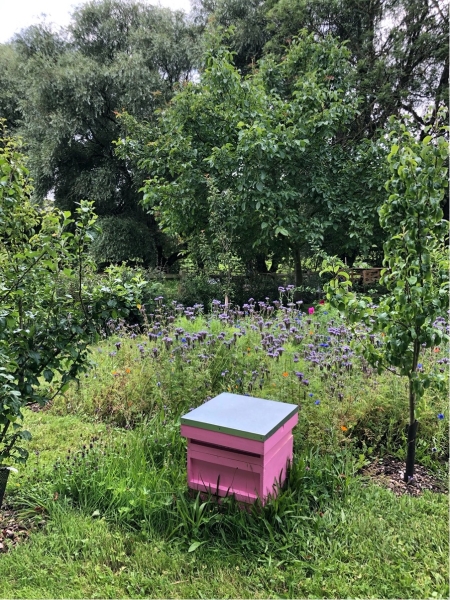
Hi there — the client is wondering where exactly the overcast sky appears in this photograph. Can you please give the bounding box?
[0,0,192,43]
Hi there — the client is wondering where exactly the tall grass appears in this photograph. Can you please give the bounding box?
[53,297,449,468]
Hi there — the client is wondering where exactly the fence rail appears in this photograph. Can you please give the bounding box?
[152,268,383,287]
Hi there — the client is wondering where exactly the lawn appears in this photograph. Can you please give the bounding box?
[1,297,448,599]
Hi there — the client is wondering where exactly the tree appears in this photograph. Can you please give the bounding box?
[13,0,199,269]
[0,126,146,466]
[123,31,388,283]
[0,44,23,131]
[196,0,448,138]
[191,0,269,73]
[265,0,449,138]
[322,113,449,481]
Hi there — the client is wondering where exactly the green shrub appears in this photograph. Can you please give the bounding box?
[177,273,225,308]
[91,215,157,269]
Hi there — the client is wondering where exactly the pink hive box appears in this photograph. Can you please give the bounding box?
[180,393,298,504]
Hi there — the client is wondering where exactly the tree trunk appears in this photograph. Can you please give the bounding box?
[255,254,268,273]
[404,416,418,483]
[404,341,420,482]
[293,247,303,287]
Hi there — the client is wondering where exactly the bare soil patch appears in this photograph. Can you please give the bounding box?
[0,502,46,553]
[362,455,448,497]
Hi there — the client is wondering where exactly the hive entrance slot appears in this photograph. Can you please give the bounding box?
[190,439,261,458]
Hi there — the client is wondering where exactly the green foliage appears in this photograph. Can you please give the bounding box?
[322,116,448,378]
[177,273,226,310]
[0,44,22,131]
[2,298,448,598]
[90,215,157,269]
[124,30,386,278]
[265,0,448,137]
[321,114,449,478]
[11,0,198,269]
[3,468,447,598]
[52,299,448,470]
[0,127,147,465]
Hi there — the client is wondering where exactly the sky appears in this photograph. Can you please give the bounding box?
[0,0,192,43]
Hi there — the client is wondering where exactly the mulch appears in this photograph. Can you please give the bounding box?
[0,502,47,554]
[361,455,448,497]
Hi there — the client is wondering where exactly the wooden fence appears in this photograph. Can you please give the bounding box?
[155,268,383,287]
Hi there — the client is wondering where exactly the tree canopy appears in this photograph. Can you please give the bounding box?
[0,0,447,273]
[119,31,389,280]
[195,0,448,136]
[4,0,199,268]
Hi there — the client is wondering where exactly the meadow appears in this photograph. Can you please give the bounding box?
[0,290,448,599]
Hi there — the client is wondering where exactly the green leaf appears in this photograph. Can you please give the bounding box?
[275,227,289,236]
[188,541,205,553]
[18,430,32,441]
[43,369,54,382]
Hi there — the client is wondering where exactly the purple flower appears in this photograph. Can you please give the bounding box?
[437,413,444,420]
[314,400,320,405]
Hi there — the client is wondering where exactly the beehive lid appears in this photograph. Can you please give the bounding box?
[181,393,298,441]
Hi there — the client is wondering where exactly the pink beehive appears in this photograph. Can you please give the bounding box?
[180,393,298,504]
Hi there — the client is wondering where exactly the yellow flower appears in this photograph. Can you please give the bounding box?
[340,425,348,432]
[136,304,142,310]
[125,368,131,374]
[282,372,289,377]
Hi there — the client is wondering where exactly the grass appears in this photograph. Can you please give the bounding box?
[1,298,448,598]
[1,458,448,598]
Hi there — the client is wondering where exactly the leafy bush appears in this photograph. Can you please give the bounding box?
[90,214,157,269]
[0,128,150,466]
[177,273,225,309]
